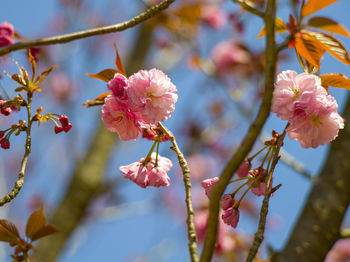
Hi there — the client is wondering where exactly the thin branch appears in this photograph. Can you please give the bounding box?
[232,0,265,17]
[0,0,175,57]
[246,124,288,262]
[199,0,277,260]
[0,93,33,206]
[158,123,199,262]
[340,228,350,239]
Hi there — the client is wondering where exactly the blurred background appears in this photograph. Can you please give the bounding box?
[0,0,350,261]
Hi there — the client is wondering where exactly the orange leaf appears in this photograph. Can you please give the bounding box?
[86,69,119,82]
[30,225,59,241]
[295,32,325,71]
[257,17,287,38]
[307,17,350,37]
[304,30,350,65]
[301,0,339,18]
[114,44,126,77]
[320,73,350,90]
[82,92,112,107]
[25,206,46,239]
[0,220,20,243]
[27,49,36,79]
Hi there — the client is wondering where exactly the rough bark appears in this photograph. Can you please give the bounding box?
[32,22,153,262]
[272,94,350,262]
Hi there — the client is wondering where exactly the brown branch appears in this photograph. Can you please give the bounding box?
[158,123,199,262]
[0,0,175,57]
[199,0,277,260]
[246,124,288,262]
[0,93,33,206]
[272,95,350,262]
[232,0,265,17]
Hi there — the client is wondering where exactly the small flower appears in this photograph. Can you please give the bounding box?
[201,5,226,29]
[107,73,128,101]
[221,208,239,228]
[101,95,142,140]
[59,115,72,133]
[0,22,14,37]
[221,194,233,210]
[127,68,178,124]
[201,177,219,197]
[237,158,251,178]
[0,138,10,149]
[119,152,172,188]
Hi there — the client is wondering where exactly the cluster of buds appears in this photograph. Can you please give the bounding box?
[0,120,27,150]
[33,107,72,134]
[201,130,283,228]
[0,95,23,116]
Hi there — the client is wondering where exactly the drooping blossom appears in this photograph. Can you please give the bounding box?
[201,5,226,29]
[120,152,172,188]
[107,73,128,101]
[201,177,219,197]
[221,208,240,228]
[287,95,344,148]
[221,194,233,210]
[271,70,327,120]
[0,138,10,149]
[127,68,178,124]
[211,40,250,73]
[101,95,142,140]
[236,158,251,178]
[59,115,72,133]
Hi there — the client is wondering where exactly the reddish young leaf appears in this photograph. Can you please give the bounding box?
[307,17,350,37]
[114,44,126,77]
[295,32,325,71]
[301,0,339,18]
[257,17,287,38]
[305,30,350,65]
[30,225,59,241]
[25,206,46,239]
[34,65,58,85]
[86,69,119,82]
[0,220,20,243]
[320,73,350,90]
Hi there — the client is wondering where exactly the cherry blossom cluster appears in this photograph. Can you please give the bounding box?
[0,21,14,47]
[102,68,178,141]
[272,70,344,148]
[102,69,177,188]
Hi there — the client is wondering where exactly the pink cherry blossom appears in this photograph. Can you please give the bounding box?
[201,5,226,30]
[211,40,250,73]
[237,158,251,178]
[127,68,178,124]
[271,70,327,120]
[221,194,233,210]
[119,152,172,188]
[201,177,219,197]
[107,73,128,101]
[0,22,14,37]
[101,95,141,140]
[221,208,239,228]
[0,35,13,48]
[287,95,344,148]
[325,238,350,262]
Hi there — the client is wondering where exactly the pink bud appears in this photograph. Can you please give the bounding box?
[59,115,72,132]
[201,177,219,197]
[0,22,14,37]
[1,107,11,116]
[221,194,233,210]
[221,208,239,228]
[54,126,64,134]
[237,158,251,178]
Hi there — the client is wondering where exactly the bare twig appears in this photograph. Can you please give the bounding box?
[246,124,288,262]
[0,93,33,206]
[0,0,175,56]
[199,0,277,260]
[158,123,199,262]
[232,0,265,17]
